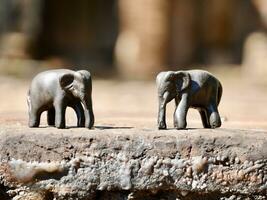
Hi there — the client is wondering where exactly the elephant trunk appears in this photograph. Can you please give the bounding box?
[157,92,170,129]
[158,101,166,129]
[82,97,94,129]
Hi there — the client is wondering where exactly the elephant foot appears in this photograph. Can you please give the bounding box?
[85,123,94,129]
[56,122,66,129]
[29,120,39,128]
[158,121,167,130]
[29,124,39,128]
[56,125,66,129]
[209,112,221,129]
[77,124,85,128]
[174,122,187,130]
[47,120,55,126]
[175,126,187,130]
[77,119,85,127]
[210,122,221,129]
[85,125,92,129]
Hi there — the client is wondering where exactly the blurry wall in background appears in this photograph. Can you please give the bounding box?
[0,0,118,77]
[35,0,118,71]
[0,0,265,79]
[115,0,171,79]
[243,0,267,85]
[115,0,261,78]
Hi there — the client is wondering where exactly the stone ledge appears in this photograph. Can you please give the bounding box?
[0,126,266,199]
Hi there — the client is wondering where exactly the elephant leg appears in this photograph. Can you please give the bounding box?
[199,109,211,128]
[47,107,55,126]
[54,100,66,129]
[158,97,167,129]
[70,102,85,127]
[173,97,180,128]
[28,107,41,127]
[158,103,167,129]
[174,94,189,129]
[158,91,174,129]
[27,96,41,127]
[173,110,178,128]
[206,104,221,128]
[81,97,94,129]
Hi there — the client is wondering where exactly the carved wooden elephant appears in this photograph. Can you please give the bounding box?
[27,69,94,129]
[156,70,222,129]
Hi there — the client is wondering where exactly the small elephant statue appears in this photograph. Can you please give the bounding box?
[27,69,94,129]
[156,69,222,129]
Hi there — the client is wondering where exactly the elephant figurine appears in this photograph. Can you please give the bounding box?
[156,69,222,130]
[27,69,94,129]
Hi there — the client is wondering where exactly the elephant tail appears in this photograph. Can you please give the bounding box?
[217,81,223,106]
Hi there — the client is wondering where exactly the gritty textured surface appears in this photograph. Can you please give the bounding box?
[0,125,266,199]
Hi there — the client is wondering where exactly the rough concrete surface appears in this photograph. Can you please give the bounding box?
[0,70,267,199]
[0,126,267,200]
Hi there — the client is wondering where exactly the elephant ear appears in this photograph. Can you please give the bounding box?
[60,73,74,90]
[77,70,91,80]
[174,71,191,92]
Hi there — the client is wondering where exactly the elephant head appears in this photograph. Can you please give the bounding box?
[59,70,94,128]
[156,71,191,129]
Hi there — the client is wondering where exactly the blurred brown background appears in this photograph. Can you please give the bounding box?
[0,0,267,129]
[0,0,266,80]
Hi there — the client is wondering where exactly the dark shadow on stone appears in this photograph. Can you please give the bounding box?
[105,190,261,200]
[0,184,11,200]
[32,168,69,181]
[94,126,133,130]
[95,190,130,200]
[44,191,54,200]
[28,126,50,129]
[166,128,199,130]
[29,125,134,130]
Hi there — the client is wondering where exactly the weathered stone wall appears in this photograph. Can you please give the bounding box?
[0,126,266,199]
